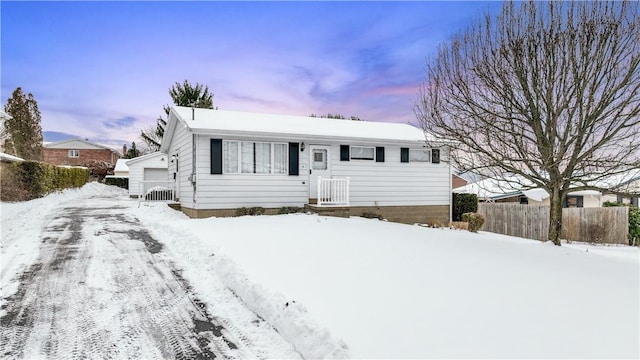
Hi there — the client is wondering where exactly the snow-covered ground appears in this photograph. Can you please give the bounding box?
[2,183,639,358]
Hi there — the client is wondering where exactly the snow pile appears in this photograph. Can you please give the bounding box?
[1,182,128,315]
[134,204,639,359]
[132,203,348,359]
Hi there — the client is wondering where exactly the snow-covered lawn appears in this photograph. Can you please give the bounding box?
[2,183,638,358]
[134,202,640,359]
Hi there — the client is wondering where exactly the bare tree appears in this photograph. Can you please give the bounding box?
[416,1,640,245]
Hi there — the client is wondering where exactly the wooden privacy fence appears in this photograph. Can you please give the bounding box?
[477,203,629,244]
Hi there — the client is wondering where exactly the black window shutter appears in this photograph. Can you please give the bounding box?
[400,148,409,163]
[340,145,350,161]
[210,139,222,174]
[376,147,385,162]
[289,142,299,175]
[432,149,441,164]
[577,196,584,208]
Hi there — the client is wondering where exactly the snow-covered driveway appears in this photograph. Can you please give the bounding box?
[1,190,299,359]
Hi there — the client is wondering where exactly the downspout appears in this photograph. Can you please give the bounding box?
[192,133,197,208]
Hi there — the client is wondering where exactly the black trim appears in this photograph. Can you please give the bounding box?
[289,142,299,175]
[400,148,409,163]
[210,139,222,174]
[376,147,385,162]
[340,145,350,161]
[431,149,440,164]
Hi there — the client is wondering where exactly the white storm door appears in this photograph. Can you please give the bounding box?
[309,145,331,199]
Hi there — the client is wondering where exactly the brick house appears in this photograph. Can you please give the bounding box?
[43,139,121,166]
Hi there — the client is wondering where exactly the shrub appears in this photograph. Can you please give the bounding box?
[104,177,129,189]
[278,206,303,214]
[629,206,639,246]
[236,207,265,216]
[360,211,383,220]
[462,212,485,232]
[600,201,640,246]
[603,200,624,207]
[452,193,478,221]
[1,161,89,201]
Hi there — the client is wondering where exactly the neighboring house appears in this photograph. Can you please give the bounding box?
[452,174,468,190]
[43,139,121,166]
[113,158,130,177]
[455,177,607,208]
[604,173,640,207]
[126,152,169,198]
[159,106,451,224]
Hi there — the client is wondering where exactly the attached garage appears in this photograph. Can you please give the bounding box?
[126,152,169,198]
[144,168,168,181]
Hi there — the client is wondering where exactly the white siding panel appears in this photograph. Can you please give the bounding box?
[194,136,309,209]
[127,154,169,197]
[330,145,450,206]
[167,123,194,207]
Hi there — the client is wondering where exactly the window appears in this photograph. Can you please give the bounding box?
[312,149,328,170]
[68,150,79,158]
[223,140,287,175]
[409,149,430,162]
[564,195,584,208]
[431,149,441,164]
[350,146,374,160]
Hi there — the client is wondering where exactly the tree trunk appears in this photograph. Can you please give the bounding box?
[548,188,563,246]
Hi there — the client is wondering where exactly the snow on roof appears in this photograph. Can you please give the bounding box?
[0,152,24,162]
[114,159,129,173]
[456,176,604,201]
[0,110,12,119]
[44,138,119,153]
[125,151,167,166]
[169,106,438,143]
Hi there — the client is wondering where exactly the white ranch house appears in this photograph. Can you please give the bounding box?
[155,106,451,224]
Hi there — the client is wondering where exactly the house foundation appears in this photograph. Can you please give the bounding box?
[179,204,450,226]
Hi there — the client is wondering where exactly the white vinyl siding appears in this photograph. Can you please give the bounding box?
[127,153,169,197]
[332,145,450,206]
[196,137,306,209]
[167,122,194,207]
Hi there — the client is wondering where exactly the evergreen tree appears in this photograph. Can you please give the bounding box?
[124,141,141,159]
[3,87,44,160]
[141,80,215,151]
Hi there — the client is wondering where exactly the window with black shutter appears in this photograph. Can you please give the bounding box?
[210,139,222,174]
[289,142,299,175]
[400,148,409,163]
[340,145,350,161]
[376,147,385,162]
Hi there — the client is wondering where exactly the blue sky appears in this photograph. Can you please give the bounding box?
[1,1,497,149]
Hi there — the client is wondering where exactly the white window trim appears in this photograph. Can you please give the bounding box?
[223,140,288,175]
[350,146,375,161]
[68,149,79,158]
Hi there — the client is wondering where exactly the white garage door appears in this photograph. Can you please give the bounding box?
[143,168,168,181]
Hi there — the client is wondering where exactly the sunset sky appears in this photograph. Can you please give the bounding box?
[2,1,497,150]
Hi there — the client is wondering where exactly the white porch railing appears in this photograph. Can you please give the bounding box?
[139,181,176,202]
[317,176,350,206]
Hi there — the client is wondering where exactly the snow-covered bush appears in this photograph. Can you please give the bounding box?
[462,212,485,232]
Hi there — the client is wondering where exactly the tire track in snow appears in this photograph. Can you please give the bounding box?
[0,198,248,359]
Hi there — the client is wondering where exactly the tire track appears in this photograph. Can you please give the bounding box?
[0,199,247,359]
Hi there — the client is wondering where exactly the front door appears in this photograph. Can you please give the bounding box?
[309,145,331,200]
